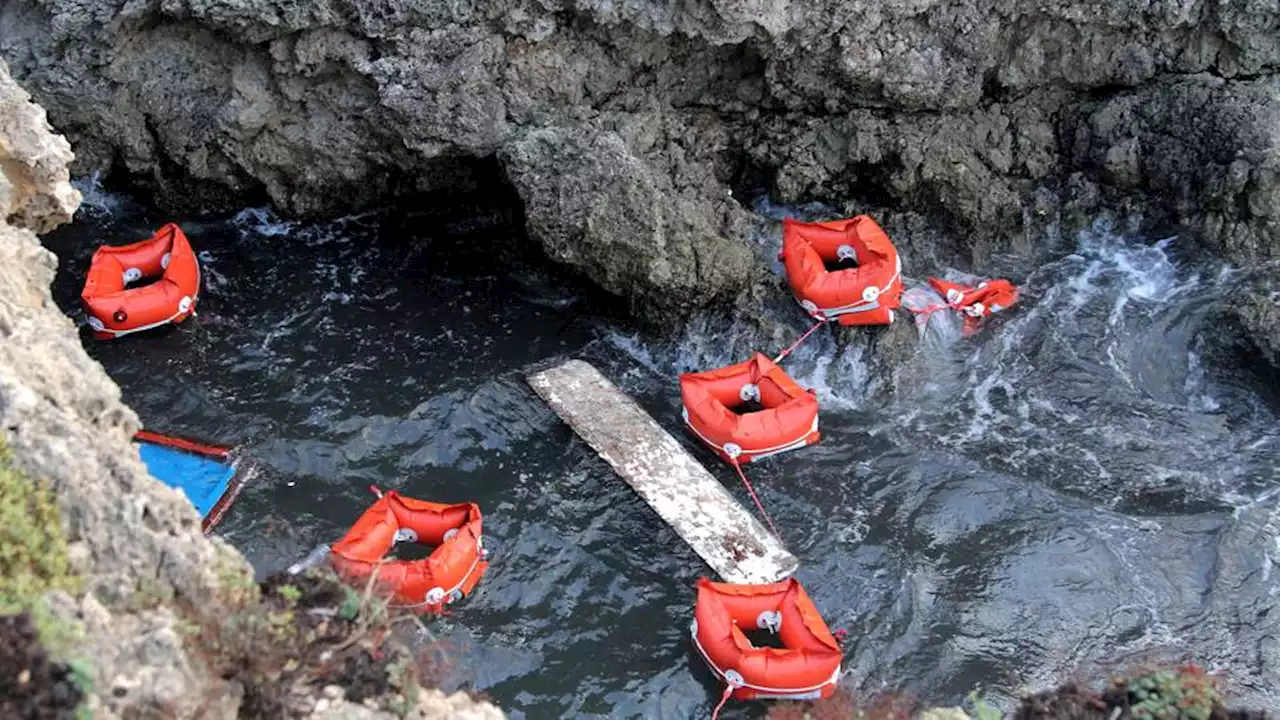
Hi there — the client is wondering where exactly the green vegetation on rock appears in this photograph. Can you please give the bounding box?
[0,440,92,718]
[0,439,84,657]
[965,689,1001,720]
[0,441,80,615]
[187,566,451,717]
[1123,666,1223,720]
[762,665,1262,720]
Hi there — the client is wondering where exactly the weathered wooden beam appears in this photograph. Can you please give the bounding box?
[527,359,799,584]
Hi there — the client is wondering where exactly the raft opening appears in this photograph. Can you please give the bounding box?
[821,256,858,273]
[124,274,163,290]
[728,398,767,415]
[125,224,180,289]
[388,540,436,562]
[741,628,788,650]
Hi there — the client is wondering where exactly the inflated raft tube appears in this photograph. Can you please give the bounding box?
[80,223,200,341]
[330,489,489,613]
[778,215,903,326]
[680,352,819,465]
[691,577,843,702]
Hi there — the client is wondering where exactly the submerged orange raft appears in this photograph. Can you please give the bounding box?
[928,277,1019,335]
[692,577,843,701]
[779,215,903,326]
[680,353,819,464]
[330,490,489,612]
[80,223,200,340]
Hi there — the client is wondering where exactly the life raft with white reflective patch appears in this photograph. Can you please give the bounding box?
[692,577,843,703]
[679,352,820,465]
[778,215,903,326]
[329,489,489,613]
[80,223,200,341]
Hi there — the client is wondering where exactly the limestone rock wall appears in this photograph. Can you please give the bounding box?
[1,0,1277,327]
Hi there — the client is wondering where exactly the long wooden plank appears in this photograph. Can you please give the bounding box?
[527,359,799,584]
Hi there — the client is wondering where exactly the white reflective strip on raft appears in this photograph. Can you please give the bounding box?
[680,407,817,461]
[690,620,840,697]
[93,292,198,335]
[528,360,798,584]
[94,301,195,338]
[804,296,880,319]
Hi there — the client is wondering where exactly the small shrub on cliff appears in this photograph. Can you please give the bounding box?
[1014,664,1269,720]
[184,567,439,717]
[0,440,83,658]
[0,441,79,614]
[1118,666,1223,720]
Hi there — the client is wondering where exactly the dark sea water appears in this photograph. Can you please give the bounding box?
[43,179,1280,717]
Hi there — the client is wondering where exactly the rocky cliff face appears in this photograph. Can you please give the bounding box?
[0,0,1276,334]
[1,52,244,717]
[0,57,503,720]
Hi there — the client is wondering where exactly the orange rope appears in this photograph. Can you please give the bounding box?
[774,317,827,363]
[710,683,735,720]
[731,459,781,540]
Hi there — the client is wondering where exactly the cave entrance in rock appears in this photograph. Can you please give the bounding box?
[374,156,630,326]
[728,152,778,206]
[44,153,636,351]
[88,152,560,283]
[378,155,542,278]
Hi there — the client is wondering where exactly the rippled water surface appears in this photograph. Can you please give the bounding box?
[45,183,1280,717]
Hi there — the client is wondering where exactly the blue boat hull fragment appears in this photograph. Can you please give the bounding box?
[132,430,250,533]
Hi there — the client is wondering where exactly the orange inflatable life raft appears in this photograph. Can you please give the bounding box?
[691,577,843,701]
[778,215,904,326]
[927,277,1019,336]
[680,352,820,465]
[80,223,201,341]
[330,489,489,613]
